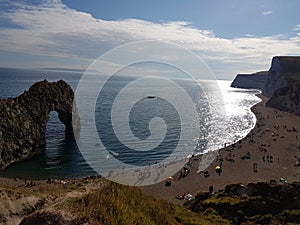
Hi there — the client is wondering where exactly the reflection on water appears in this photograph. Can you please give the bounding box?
[0,68,261,179]
[45,111,65,167]
[0,111,96,179]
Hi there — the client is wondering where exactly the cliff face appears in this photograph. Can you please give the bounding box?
[230,56,300,115]
[263,57,286,97]
[266,81,300,116]
[231,71,267,89]
[0,80,80,170]
[263,56,300,97]
[263,56,300,115]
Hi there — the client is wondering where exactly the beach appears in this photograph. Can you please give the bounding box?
[0,93,299,211]
[140,94,300,204]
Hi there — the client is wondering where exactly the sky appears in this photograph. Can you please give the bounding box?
[0,0,299,79]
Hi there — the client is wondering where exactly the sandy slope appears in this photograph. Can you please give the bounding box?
[0,177,107,225]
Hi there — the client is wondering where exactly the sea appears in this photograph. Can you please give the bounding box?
[0,68,261,179]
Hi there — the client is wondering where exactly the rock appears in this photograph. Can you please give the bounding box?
[231,71,267,89]
[232,56,300,116]
[0,80,80,170]
[266,81,300,116]
[263,56,300,97]
[262,56,300,115]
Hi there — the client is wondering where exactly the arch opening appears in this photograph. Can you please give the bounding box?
[45,111,66,166]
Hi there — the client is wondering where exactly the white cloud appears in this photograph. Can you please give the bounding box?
[294,25,300,31]
[0,0,299,79]
[262,10,273,15]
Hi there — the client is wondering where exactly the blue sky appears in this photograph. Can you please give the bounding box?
[62,0,299,38]
[0,0,299,79]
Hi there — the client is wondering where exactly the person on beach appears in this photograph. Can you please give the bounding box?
[209,185,214,194]
[185,192,194,201]
[176,192,185,200]
[204,171,209,178]
[215,165,222,176]
[253,163,258,173]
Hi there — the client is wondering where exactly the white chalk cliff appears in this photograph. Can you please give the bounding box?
[231,71,267,89]
[263,57,287,97]
[231,56,300,116]
[266,82,300,116]
[263,56,300,115]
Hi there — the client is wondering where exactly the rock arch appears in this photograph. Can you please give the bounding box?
[0,80,80,170]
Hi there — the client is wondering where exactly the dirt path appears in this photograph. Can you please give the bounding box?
[0,177,107,225]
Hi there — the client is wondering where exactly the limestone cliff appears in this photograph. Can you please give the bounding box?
[263,56,300,97]
[231,71,267,89]
[0,80,80,170]
[263,56,300,115]
[266,81,300,116]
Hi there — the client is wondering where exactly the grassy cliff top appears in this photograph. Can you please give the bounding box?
[1,177,300,225]
[275,56,300,81]
[1,178,229,225]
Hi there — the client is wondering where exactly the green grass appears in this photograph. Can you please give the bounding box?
[64,182,230,225]
[3,180,299,225]
[285,72,300,81]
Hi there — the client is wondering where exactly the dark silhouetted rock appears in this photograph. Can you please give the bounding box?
[0,80,80,170]
[262,56,300,115]
[263,56,300,97]
[231,71,267,89]
[266,81,300,116]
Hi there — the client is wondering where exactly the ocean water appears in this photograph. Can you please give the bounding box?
[0,68,261,179]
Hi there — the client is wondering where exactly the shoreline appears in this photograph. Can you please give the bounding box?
[192,91,261,160]
[0,94,299,205]
[139,94,300,204]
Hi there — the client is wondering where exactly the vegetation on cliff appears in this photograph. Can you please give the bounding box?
[186,182,300,225]
[2,178,227,225]
[264,56,300,115]
[1,178,299,225]
[276,56,300,82]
